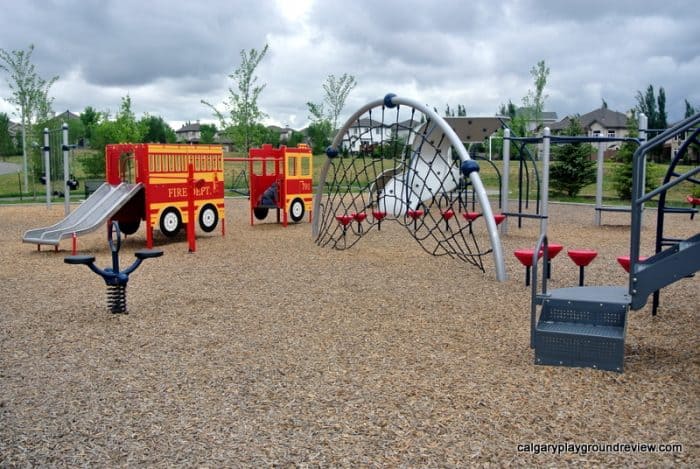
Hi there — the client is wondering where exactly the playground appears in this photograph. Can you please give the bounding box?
[1,197,697,465]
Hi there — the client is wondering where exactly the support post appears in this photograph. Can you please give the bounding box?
[62,123,70,215]
[594,136,604,225]
[43,128,51,208]
[540,128,551,235]
[638,113,648,224]
[501,128,510,234]
[187,163,196,253]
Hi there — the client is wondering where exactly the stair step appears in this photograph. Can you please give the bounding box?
[535,321,626,373]
[534,286,629,372]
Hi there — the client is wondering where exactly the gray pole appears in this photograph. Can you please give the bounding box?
[501,128,510,234]
[594,136,604,225]
[43,127,51,208]
[540,127,551,235]
[62,123,70,215]
[638,113,648,222]
[21,120,29,192]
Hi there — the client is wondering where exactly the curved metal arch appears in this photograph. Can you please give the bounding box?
[312,94,507,281]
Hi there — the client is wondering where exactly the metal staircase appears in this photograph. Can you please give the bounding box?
[530,113,699,372]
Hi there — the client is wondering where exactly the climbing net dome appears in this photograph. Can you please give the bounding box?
[312,94,506,280]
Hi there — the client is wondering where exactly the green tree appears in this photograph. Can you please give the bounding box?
[635,84,668,161]
[685,99,697,118]
[549,118,596,197]
[81,95,143,178]
[612,111,656,199]
[0,112,17,159]
[521,60,550,131]
[321,73,357,132]
[80,106,99,144]
[657,87,667,130]
[287,130,305,147]
[305,101,332,154]
[139,115,175,143]
[0,44,58,191]
[199,123,217,144]
[202,44,269,152]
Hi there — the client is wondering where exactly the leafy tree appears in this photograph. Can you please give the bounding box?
[521,60,550,131]
[139,115,175,143]
[199,123,217,144]
[549,118,596,197]
[0,44,58,190]
[685,99,697,118]
[305,101,332,154]
[635,84,668,161]
[0,112,17,159]
[287,130,305,147]
[321,73,357,132]
[80,106,99,144]
[202,44,269,152]
[81,95,143,178]
[612,110,656,199]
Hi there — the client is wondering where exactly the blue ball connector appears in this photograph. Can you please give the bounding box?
[64,221,163,314]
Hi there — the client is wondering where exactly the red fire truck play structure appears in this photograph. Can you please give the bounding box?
[107,143,225,247]
[248,144,313,226]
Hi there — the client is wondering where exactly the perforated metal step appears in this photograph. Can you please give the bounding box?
[534,286,629,372]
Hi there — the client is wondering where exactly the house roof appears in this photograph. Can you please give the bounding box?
[176,122,201,133]
[55,110,80,120]
[551,107,628,131]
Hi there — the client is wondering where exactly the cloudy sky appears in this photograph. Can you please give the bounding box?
[0,0,697,131]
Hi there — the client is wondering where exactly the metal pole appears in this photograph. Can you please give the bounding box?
[501,128,510,234]
[540,127,550,235]
[43,128,51,208]
[62,123,70,215]
[638,113,648,224]
[594,136,604,225]
[21,121,28,192]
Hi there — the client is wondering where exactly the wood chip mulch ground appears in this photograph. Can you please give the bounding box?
[1,199,697,466]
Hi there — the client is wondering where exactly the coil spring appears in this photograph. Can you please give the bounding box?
[107,284,128,314]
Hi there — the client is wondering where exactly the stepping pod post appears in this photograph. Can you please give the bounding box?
[64,221,163,314]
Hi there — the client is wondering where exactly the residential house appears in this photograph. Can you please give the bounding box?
[514,107,558,133]
[176,121,201,144]
[550,107,629,152]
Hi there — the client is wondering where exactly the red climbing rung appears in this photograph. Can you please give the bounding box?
[567,249,598,267]
[352,212,367,222]
[335,214,354,227]
[616,255,649,273]
[462,211,481,221]
[371,210,387,221]
[441,209,455,221]
[407,209,424,220]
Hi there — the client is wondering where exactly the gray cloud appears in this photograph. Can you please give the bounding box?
[0,0,697,130]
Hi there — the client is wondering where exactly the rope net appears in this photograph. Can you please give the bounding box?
[313,100,496,272]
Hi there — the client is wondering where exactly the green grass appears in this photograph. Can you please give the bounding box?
[2,151,697,208]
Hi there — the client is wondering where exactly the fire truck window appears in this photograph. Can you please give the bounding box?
[300,157,310,176]
[287,157,296,176]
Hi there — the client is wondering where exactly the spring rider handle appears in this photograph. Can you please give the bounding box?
[64,221,163,314]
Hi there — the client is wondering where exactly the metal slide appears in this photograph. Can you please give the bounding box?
[22,183,143,246]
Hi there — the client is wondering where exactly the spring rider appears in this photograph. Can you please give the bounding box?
[64,221,163,314]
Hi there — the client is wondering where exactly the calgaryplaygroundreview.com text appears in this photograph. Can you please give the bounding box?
[517,441,683,456]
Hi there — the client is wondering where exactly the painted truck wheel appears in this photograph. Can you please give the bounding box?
[159,207,182,237]
[198,204,218,232]
[289,198,305,223]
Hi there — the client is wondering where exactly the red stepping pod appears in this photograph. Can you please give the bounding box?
[335,214,354,227]
[567,249,598,286]
[371,210,387,221]
[352,212,367,222]
[687,195,700,205]
[514,248,543,286]
[494,213,506,225]
[541,243,564,279]
[441,209,455,221]
[462,211,481,221]
[617,255,649,273]
[407,209,424,220]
